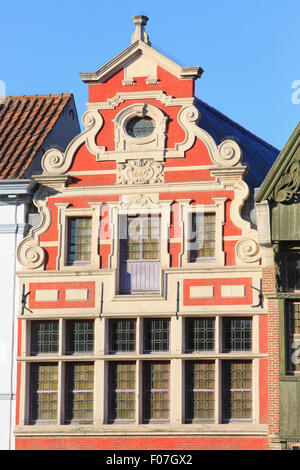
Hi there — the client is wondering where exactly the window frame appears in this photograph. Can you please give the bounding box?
[188,212,216,262]
[185,317,215,353]
[64,362,94,424]
[180,198,226,268]
[109,199,172,296]
[109,319,136,354]
[65,319,95,356]
[29,362,59,424]
[30,320,59,356]
[142,361,170,423]
[284,250,300,292]
[143,318,170,353]
[185,360,215,423]
[66,217,93,265]
[111,103,167,161]
[222,360,252,423]
[222,317,252,353]
[107,361,136,423]
[124,214,161,262]
[56,202,101,271]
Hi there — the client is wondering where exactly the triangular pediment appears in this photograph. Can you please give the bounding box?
[255,121,300,203]
[79,39,203,84]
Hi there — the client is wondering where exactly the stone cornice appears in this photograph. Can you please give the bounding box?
[79,40,203,84]
[33,174,71,190]
[0,178,33,195]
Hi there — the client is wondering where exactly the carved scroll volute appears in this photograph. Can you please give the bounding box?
[17,241,45,270]
[217,140,242,167]
[41,109,104,175]
[273,158,300,203]
[17,186,53,271]
[235,237,261,264]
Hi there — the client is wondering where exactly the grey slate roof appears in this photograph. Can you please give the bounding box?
[195,98,280,191]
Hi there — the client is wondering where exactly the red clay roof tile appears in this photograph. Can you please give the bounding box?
[0,94,73,179]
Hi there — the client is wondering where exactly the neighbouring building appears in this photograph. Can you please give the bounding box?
[14,17,280,450]
[255,121,300,450]
[0,94,80,449]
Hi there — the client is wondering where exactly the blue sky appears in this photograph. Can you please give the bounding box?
[1,0,299,150]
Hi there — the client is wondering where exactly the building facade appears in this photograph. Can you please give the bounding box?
[14,17,279,450]
[256,122,300,450]
[0,94,80,449]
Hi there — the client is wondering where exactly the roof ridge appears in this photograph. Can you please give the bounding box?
[4,93,72,100]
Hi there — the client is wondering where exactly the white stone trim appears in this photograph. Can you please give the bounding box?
[179,198,226,269]
[56,202,101,271]
[17,186,52,271]
[79,40,202,84]
[221,285,245,298]
[111,103,167,162]
[35,289,59,302]
[106,196,172,295]
[65,289,89,301]
[190,286,214,298]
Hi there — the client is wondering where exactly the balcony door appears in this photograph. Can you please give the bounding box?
[119,214,160,293]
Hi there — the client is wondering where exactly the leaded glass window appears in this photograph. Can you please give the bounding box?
[143,362,169,422]
[110,320,136,353]
[223,361,252,422]
[185,318,215,352]
[31,321,59,355]
[144,319,169,352]
[126,216,160,261]
[65,362,94,423]
[109,362,135,421]
[189,213,216,261]
[223,318,252,352]
[29,363,58,423]
[185,361,215,422]
[66,320,94,355]
[127,117,155,138]
[67,217,92,264]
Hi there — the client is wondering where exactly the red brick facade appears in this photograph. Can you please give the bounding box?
[14,16,279,451]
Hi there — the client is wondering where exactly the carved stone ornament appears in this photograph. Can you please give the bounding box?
[235,237,261,263]
[117,159,164,185]
[128,194,155,208]
[273,156,300,203]
[273,242,283,292]
[17,186,54,270]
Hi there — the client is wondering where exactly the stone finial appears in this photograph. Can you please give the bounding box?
[131,15,151,45]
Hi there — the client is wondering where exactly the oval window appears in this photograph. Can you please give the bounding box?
[127,117,155,138]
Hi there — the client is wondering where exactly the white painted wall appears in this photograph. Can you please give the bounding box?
[0,197,28,449]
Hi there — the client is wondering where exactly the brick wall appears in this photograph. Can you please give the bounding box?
[15,436,271,451]
[262,267,281,449]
